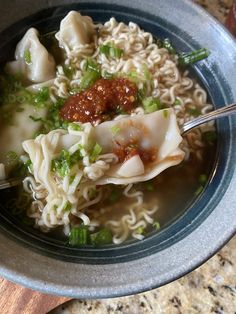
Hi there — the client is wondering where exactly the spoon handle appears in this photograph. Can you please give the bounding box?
[181,102,236,134]
[0,178,22,190]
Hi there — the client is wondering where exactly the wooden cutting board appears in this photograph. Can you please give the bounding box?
[0,277,70,314]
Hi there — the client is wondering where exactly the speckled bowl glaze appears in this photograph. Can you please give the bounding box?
[0,0,235,298]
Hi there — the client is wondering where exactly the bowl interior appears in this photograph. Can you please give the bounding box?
[0,2,234,264]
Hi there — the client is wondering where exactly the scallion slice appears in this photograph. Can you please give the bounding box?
[153,221,160,230]
[90,143,102,162]
[162,38,176,54]
[111,125,120,135]
[178,48,210,66]
[90,228,113,246]
[69,226,89,246]
[99,43,123,59]
[79,70,101,91]
[143,97,162,113]
[24,49,31,64]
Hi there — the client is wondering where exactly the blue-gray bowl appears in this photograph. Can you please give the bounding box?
[0,0,235,298]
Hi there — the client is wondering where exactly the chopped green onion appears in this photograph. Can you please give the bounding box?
[195,185,204,196]
[102,70,114,79]
[63,201,72,212]
[24,49,31,64]
[69,122,82,131]
[163,109,169,118]
[51,146,83,178]
[187,107,201,117]
[99,43,123,59]
[33,87,49,104]
[111,125,120,135]
[88,188,97,200]
[199,174,207,185]
[135,226,145,235]
[24,158,33,173]
[202,131,217,143]
[90,228,113,246]
[162,38,176,54]
[69,175,75,185]
[137,84,147,102]
[63,66,75,79]
[90,143,102,162]
[84,59,100,73]
[153,221,161,230]
[179,48,210,66]
[174,99,181,106]
[143,97,162,113]
[79,70,101,91]
[108,189,121,203]
[51,149,71,178]
[69,226,89,246]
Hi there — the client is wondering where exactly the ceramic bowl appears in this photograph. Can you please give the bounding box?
[0,0,235,298]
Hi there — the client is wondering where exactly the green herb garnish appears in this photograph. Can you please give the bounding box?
[108,189,121,203]
[135,226,145,235]
[63,201,72,212]
[33,87,49,105]
[153,221,161,230]
[79,70,101,91]
[198,174,207,185]
[187,107,201,117]
[174,99,181,106]
[162,38,176,54]
[24,48,31,64]
[69,226,89,246]
[69,122,82,131]
[179,48,210,66]
[202,131,217,143]
[51,149,71,178]
[99,43,123,59]
[84,59,100,74]
[63,66,76,80]
[90,143,102,162]
[102,70,114,79]
[90,228,113,246]
[163,109,169,118]
[143,97,162,113]
[111,125,120,136]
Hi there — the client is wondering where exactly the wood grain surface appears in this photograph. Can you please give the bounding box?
[0,277,69,314]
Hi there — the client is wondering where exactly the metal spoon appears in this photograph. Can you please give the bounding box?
[1,103,236,190]
[180,102,236,134]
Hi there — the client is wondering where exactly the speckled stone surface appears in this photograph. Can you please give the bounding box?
[53,1,236,313]
[53,238,236,313]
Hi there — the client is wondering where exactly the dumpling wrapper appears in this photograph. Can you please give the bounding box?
[55,11,95,49]
[5,28,56,84]
[93,108,185,185]
[22,109,184,185]
[0,104,47,177]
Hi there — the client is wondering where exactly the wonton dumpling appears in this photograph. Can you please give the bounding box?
[94,109,185,185]
[55,11,95,49]
[5,28,56,84]
[0,104,47,176]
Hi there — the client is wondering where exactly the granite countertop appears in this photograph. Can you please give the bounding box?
[54,1,236,313]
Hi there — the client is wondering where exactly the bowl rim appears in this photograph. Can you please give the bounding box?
[0,0,235,298]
